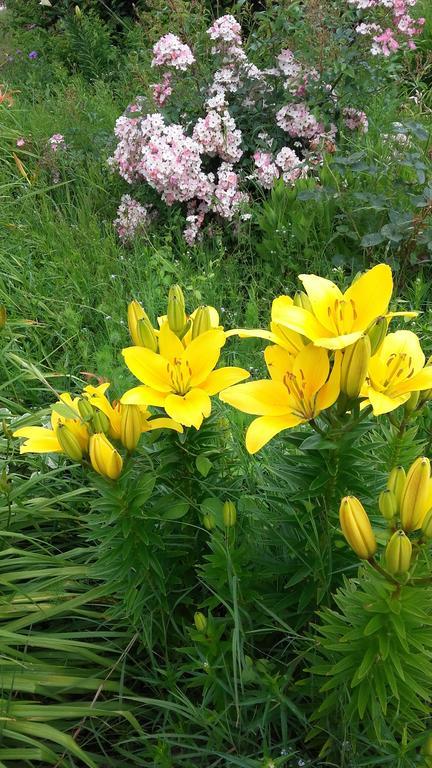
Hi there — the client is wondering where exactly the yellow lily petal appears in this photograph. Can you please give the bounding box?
[271,304,328,343]
[121,385,167,407]
[299,274,342,334]
[158,321,184,363]
[122,346,172,392]
[264,345,295,380]
[225,328,278,343]
[269,322,305,354]
[200,366,250,396]
[394,367,432,396]
[145,417,184,433]
[184,329,226,387]
[380,330,425,371]
[366,388,410,415]
[14,427,62,454]
[164,389,211,429]
[292,345,329,399]
[344,264,392,331]
[220,380,291,416]
[313,331,364,350]
[245,414,303,454]
[386,311,419,319]
[315,351,342,411]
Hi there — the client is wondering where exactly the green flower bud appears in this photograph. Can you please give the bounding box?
[387,466,406,510]
[92,410,110,435]
[223,500,237,527]
[136,317,158,352]
[194,612,207,632]
[404,390,420,414]
[55,424,83,462]
[167,285,187,335]
[202,513,216,531]
[385,530,412,575]
[77,398,95,421]
[340,335,371,400]
[293,291,313,312]
[191,306,212,339]
[367,316,387,356]
[379,489,397,521]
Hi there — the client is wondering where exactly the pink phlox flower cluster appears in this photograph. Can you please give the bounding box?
[184,201,209,245]
[48,133,66,152]
[342,107,369,133]
[212,162,248,219]
[192,109,243,163]
[151,72,173,107]
[114,194,151,241]
[111,113,213,204]
[277,49,302,79]
[356,22,382,34]
[151,33,195,70]
[351,0,424,54]
[276,103,323,140]
[207,15,242,46]
[16,137,26,147]
[275,147,309,184]
[253,151,280,189]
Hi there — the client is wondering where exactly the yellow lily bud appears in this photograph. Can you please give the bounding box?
[77,398,95,421]
[387,466,406,510]
[55,424,83,462]
[400,457,431,532]
[92,410,110,435]
[191,306,212,339]
[127,300,156,349]
[339,496,377,560]
[385,530,412,575]
[379,489,397,521]
[0,306,6,330]
[120,404,142,451]
[75,5,82,18]
[194,612,207,632]
[367,316,387,356]
[167,285,187,335]
[421,508,432,539]
[202,513,216,531]
[89,433,122,480]
[293,291,313,312]
[223,500,237,527]
[136,317,158,352]
[340,335,371,399]
[404,390,420,414]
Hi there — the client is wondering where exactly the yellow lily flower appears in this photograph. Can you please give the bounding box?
[361,330,432,415]
[220,344,341,453]
[263,264,411,350]
[83,382,183,442]
[14,392,89,455]
[121,324,249,429]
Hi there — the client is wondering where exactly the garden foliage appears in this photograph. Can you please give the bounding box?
[0,1,432,766]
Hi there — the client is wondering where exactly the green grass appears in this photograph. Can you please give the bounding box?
[1,3,432,766]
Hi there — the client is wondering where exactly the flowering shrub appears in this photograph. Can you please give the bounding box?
[110,6,424,244]
[351,0,425,55]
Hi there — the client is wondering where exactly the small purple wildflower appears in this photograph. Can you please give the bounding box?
[28,51,38,60]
